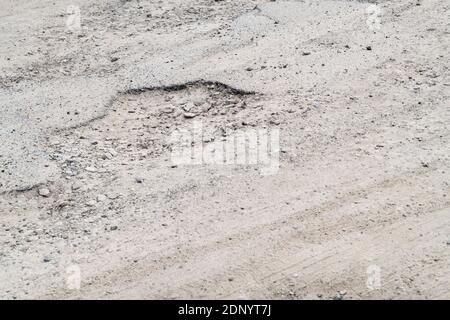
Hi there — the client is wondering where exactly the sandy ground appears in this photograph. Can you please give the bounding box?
[0,0,449,299]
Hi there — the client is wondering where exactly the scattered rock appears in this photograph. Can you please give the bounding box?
[38,188,50,197]
[333,290,347,300]
[107,193,120,200]
[182,102,195,112]
[135,177,144,183]
[72,181,83,191]
[86,200,97,207]
[270,118,281,125]
[48,138,60,146]
[183,112,198,119]
[161,106,175,114]
[191,97,204,106]
[333,293,343,300]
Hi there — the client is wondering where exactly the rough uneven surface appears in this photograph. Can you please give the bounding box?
[0,0,449,299]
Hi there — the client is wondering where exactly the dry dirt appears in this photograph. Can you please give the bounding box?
[0,0,449,299]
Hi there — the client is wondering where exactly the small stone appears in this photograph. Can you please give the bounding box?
[161,106,175,113]
[38,188,50,197]
[85,166,97,172]
[270,119,280,125]
[72,181,83,191]
[182,102,194,112]
[110,226,118,231]
[334,293,344,300]
[202,133,214,142]
[191,97,204,106]
[43,256,51,263]
[135,177,144,183]
[366,46,372,51]
[97,194,107,202]
[48,138,60,146]
[183,112,198,119]
[107,193,120,200]
[334,290,347,300]
[86,200,97,207]
[110,57,119,62]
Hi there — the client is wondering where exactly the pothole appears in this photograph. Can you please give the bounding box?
[2,81,277,252]
[48,81,270,179]
[5,80,284,242]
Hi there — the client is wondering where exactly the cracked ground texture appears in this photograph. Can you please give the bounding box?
[0,0,449,299]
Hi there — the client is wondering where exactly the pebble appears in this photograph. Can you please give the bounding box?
[183,112,198,119]
[334,293,344,300]
[97,194,107,202]
[48,138,60,146]
[107,193,120,200]
[182,102,195,112]
[85,166,97,172]
[191,97,204,106]
[270,119,281,125]
[135,177,144,183]
[161,106,175,114]
[38,188,50,197]
[334,290,347,300]
[86,200,97,207]
[72,181,83,191]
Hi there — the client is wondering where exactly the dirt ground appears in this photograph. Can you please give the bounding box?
[0,0,449,299]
